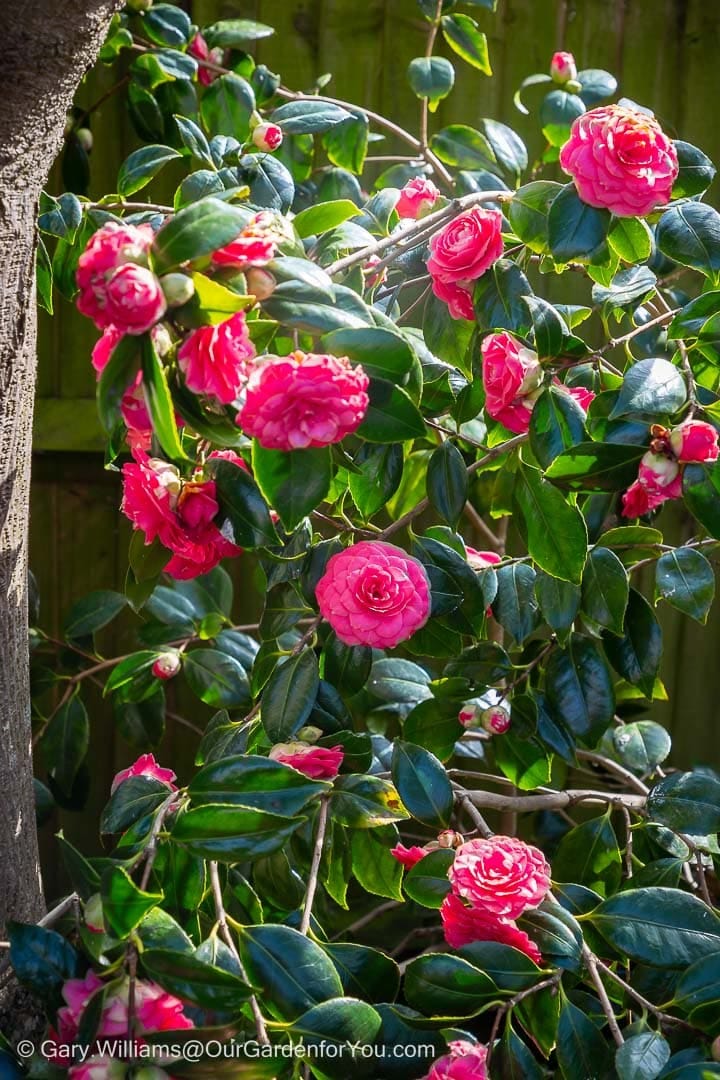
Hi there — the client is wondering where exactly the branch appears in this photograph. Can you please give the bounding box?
[324,189,510,278]
[209,862,269,1045]
[300,795,330,935]
[594,957,697,1032]
[583,946,624,1047]
[460,787,647,813]
[378,434,527,541]
[600,307,679,354]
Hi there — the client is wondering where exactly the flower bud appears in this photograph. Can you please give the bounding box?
[669,419,720,464]
[245,267,277,300]
[550,51,577,84]
[713,1036,720,1063]
[151,322,173,358]
[481,704,511,735]
[638,451,680,490]
[252,122,283,153]
[363,254,386,289]
[437,829,464,849]
[84,893,105,934]
[458,702,483,729]
[160,273,195,308]
[296,725,324,744]
[152,651,182,680]
[76,128,93,153]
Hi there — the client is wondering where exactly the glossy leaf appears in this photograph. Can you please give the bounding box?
[590,888,720,967]
[391,741,454,829]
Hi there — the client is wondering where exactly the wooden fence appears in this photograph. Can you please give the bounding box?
[32,0,720,890]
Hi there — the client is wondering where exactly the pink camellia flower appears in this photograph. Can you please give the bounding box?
[91,324,124,375]
[212,213,277,269]
[621,450,682,518]
[268,742,344,780]
[481,704,511,735]
[101,263,167,335]
[396,176,440,220]
[119,374,154,451]
[188,32,223,86]
[561,382,595,410]
[670,419,720,463]
[48,974,192,1069]
[152,651,182,680]
[427,207,504,285]
[440,892,543,964]
[391,843,428,870]
[238,350,369,450]
[550,50,577,84]
[481,331,543,434]
[111,753,177,794]
[448,835,550,919]
[252,122,283,152]
[559,104,679,217]
[431,275,475,321]
[77,222,155,328]
[423,1040,489,1080]
[315,540,431,649]
[69,1058,127,1080]
[465,547,501,572]
[178,312,257,405]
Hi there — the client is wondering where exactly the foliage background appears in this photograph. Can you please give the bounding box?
[32,0,720,896]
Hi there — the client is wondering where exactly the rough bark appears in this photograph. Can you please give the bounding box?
[0,0,122,937]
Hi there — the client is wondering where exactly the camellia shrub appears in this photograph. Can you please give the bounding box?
[13,1,720,1077]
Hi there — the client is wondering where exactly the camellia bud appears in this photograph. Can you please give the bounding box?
[458,702,483,729]
[76,128,94,153]
[437,829,464,849]
[84,893,105,933]
[151,322,173,358]
[669,419,720,464]
[245,267,277,301]
[550,50,577,84]
[252,122,283,153]
[712,1036,720,1063]
[481,704,511,735]
[296,725,324,744]
[152,651,182,680]
[160,273,195,308]
[363,254,387,289]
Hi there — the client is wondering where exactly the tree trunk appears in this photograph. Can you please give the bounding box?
[0,0,122,937]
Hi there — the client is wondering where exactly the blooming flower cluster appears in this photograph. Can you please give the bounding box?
[427,207,504,320]
[315,540,431,648]
[47,970,192,1076]
[178,311,257,405]
[238,351,370,451]
[212,211,278,270]
[481,331,594,433]
[458,701,511,735]
[439,835,550,963]
[560,103,679,217]
[120,449,244,579]
[622,420,719,517]
[77,222,166,334]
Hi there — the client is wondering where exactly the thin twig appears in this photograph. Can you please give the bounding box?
[209,862,269,1045]
[595,957,697,1031]
[583,947,624,1047]
[456,792,493,838]
[138,791,181,892]
[486,974,561,1066]
[463,500,501,549]
[300,796,330,935]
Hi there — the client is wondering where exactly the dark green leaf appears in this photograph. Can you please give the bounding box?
[171,804,304,862]
[142,948,254,1010]
[546,442,645,492]
[647,770,720,835]
[548,185,611,263]
[101,776,170,834]
[404,953,498,1018]
[672,141,717,200]
[357,379,426,443]
[590,888,720,967]
[322,942,400,1004]
[289,998,381,1076]
[101,865,162,938]
[507,180,563,254]
[118,144,181,197]
[552,810,621,895]
[261,649,320,741]
[407,57,455,112]
[615,1032,671,1080]
[331,775,409,828]
[492,563,540,644]
[427,441,468,528]
[8,923,79,1004]
[440,14,491,74]
[474,259,534,334]
[656,202,720,277]
[184,650,251,709]
[348,443,404,519]
[238,924,342,1021]
[656,548,715,623]
[545,633,615,745]
[350,830,403,901]
[391,741,453,829]
[63,589,127,641]
[582,547,629,634]
[270,100,352,135]
[603,589,662,698]
[209,458,278,548]
[189,754,330,815]
[612,720,671,773]
[403,848,454,908]
[152,197,248,271]
[252,444,331,532]
[41,695,89,798]
[557,999,614,1080]
[140,334,187,461]
[201,74,255,140]
[610,359,686,420]
[515,462,588,584]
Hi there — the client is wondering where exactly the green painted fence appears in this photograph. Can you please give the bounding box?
[31,0,720,891]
